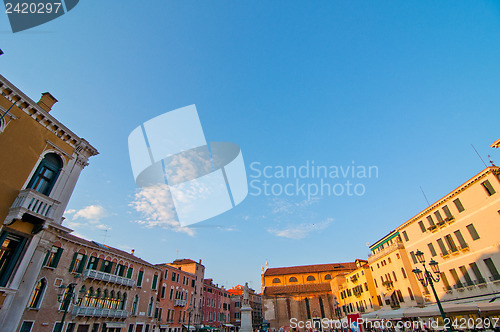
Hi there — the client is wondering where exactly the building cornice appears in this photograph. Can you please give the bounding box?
[397,167,500,231]
[491,138,500,148]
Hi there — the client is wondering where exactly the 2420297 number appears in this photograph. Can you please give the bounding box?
[5,2,62,14]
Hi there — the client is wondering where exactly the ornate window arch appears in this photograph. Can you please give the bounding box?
[289,277,298,282]
[272,278,281,284]
[28,278,47,308]
[306,275,316,281]
[26,152,63,196]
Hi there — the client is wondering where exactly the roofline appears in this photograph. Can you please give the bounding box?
[491,138,500,148]
[369,230,398,250]
[397,166,500,231]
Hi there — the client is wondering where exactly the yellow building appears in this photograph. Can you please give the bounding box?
[336,259,381,316]
[261,261,357,329]
[397,165,500,305]
[0,74,98,331]
[368,231,424,310]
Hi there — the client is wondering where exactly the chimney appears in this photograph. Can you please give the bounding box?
[131,249,135,255]
[199,259,202,264]
[37,92,58,112]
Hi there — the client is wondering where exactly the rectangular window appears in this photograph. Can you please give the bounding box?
[481,180,496,196]
[176,273,180,282]
[434,211,443,223]
[402,231,409,242]
[444,235,458,252]
[52,322,63,332]
[100,260,112,273]
[437,238,448,256]
[449,269,463,288]
[43,246,63,268]
[164,269,168,279]
[169,288,174,300]
[410,251,417,264]
[0,231,28,287]
[20,321,34,332]
[440,273,451,290]
[92,324,99,332]
[137,270,144,287]
[459,266,474,286]
[128,325,134,332]
[126,267,133,279]
[418,221,426,232]
[454,230,468,249]
[426,216,435,226]
[115,264,126,277]
[65,323,75,332]
[466,224,480,240]
[428,243,437,257]
[392,271,398,282]
[442,205,453,219]
[172,272,176,282]
[469,262,485,284]
[453,198,465,212]
[484,258,500,280]
[152,274,158,290]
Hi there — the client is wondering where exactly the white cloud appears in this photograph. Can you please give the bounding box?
[130,184,194,236]
[72,205,107,222]
[268,218,333,240]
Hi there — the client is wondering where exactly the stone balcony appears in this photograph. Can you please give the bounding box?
[368,240,405,263]
[5,188,60,224]
[83,269,135,287]
[72,306,128,318]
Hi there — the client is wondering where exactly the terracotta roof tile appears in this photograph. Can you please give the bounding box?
[264,283,332,295]
[264,262,357,276]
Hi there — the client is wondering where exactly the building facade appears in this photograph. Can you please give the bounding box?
[397,166,500,305]
[17,232,161,332]
[156,263,196,332]
[202,279,230,330]
[168,259,205,328]
[0,75,98,332]
[261,263,356,329]
[228,285,262,330]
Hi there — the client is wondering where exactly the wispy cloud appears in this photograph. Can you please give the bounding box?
[129,184,194,236]
[64,205,111,231]
[268,218,333,240]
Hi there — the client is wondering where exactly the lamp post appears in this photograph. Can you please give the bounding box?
[56,281,85,332]
[187,305,195,332]
[333,295,342,319]
[411,249,452,332]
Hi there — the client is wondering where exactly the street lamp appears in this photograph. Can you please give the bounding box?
[333,295,342,319]
[56,282,85,332]
[187,305,195,332]
[411,249,451,332]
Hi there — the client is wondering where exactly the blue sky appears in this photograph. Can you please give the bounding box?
[2,1,500,290]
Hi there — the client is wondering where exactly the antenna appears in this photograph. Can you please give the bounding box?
[471,144,487,168]
[103,229,108,245]
[488,155,496,167]
[420,186,430,206]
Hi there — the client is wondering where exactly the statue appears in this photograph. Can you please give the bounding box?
[240,282,253,332]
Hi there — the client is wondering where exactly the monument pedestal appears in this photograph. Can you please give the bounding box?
[240,305,253,332]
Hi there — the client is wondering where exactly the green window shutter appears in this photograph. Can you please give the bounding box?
[127,267,133,279]
[137,270,144,286]
[78,255,88,273]
[53,248,63,268]
[68,253,78,272]
[42,251,50,266]
[152,275,158,290]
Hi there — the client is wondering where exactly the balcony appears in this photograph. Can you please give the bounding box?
[427,225,438,233]
[174,299,187,307]
[5,189,60,223]
[368,240,405,263]
[83,269,135,287]
[72,306,128,318]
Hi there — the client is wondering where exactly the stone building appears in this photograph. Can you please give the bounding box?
[228,285,262,330]
[17,232,161,332]
[202,279,230,330]
[155,263,196,332]
[0,74,98,332]
[261,262,356,329]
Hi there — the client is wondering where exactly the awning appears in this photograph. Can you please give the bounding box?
[378,307,406,320]
[382,291,395,300]
[183,325,196,331]
[160,325,170,328]
[105,322,126,328]
[404,303,478,318]
[222,324,236,327]
[362,309,392,320]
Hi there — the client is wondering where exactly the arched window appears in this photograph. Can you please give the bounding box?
[85,287,94,307]
[27,153,63,196]
[306,275,316,281]
[28,278,46,308]
[272,278,281,284]
[120,292,127,310]
[289,277,298,282]
[132,295,139,315]
[78,285,86,306]
[324,274,332,280]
